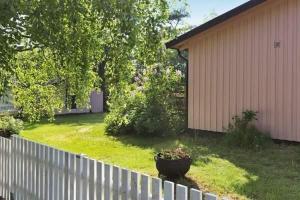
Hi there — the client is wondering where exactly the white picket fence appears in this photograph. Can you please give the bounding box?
[0,136,222,200]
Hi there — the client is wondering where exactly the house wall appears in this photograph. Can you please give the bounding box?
[57,91,103,115]
[186,0,300,141]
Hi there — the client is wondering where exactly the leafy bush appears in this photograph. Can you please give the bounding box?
[224,110,270,149]
[105,65,185,136]
[158,148,190,160]
[0,115,24,138]
[105,91,145,135]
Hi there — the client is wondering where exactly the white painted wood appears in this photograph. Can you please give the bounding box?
[130,172,139,200]
[121,169,129,200]
[49,147,54,200]
[89,159,96,200]
[204,193,218,200]
[151,178,161,200]
[6,139,10,199]
[21,137,25,199]
[2,139,6,198]
[0,138,3,197]
[176,184,188,200]
[35,143,40,199]
[112,166,120,200]
[82,157,89,200]
[190,188,202,200]
[104,164,112,200]
[76,154,82,200]
[69,154,76,200]
[96,161,103,200]
[164,181,174,200]
[0,136,221,200]
[11,137,16,196]
[64,152,70,200]
[59,150,65,200]
[30,141,36,199]
[141,174,149,200]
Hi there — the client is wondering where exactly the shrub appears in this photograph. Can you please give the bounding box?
[105,65,185,136]
[0,115,24,138]
[105,91,145,135]
[224,110,270,149]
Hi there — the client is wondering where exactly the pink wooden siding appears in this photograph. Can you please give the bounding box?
[185,0,300,141]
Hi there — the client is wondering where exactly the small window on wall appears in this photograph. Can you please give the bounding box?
[71,95,77,109]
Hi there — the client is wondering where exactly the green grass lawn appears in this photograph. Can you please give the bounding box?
[21,114,300,199]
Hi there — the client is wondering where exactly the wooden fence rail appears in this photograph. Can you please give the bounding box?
[0,136,223,200]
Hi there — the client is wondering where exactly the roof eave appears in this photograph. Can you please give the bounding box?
[166,0,267,49]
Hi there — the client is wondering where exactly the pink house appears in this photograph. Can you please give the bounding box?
[167,0,300,142]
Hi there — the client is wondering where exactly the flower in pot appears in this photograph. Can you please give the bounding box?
[154,148,192,179]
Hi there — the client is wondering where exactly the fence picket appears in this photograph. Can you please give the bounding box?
[190,188,202,200]
[121,169,129,200]
[130,172,139,200]
[64,152,70,200]
[141,174,150,200]
[151,178,161,200]
[35,143,41,199]
[176,184,188,200]
[82,157,89,200]
[0,138,3,197]
[204,193,218,200]
[75,155,82,200]
[104,164,112,200]
[11,137,16,196]
[89,159,96,200]
[113,166,120,200]
[31,142,36,199]
[58,150,65,200]
[2,138,6,198]
[96,161,103,200]
[164,181,174,200]
[49,148,54,200]
[69,154,76,200]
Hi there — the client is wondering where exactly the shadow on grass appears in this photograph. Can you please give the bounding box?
[111,131,300,199]
[24,113,105,131]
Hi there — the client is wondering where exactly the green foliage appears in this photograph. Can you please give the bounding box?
[225,110,271,149]
[158,147,190,160]
[1,0,171,121]
[0,115,24,137]
[105,65,185,136]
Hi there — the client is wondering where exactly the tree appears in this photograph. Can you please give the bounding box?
[0,0,170,121]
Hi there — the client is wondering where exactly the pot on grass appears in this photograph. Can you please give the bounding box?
[154,148,192,179]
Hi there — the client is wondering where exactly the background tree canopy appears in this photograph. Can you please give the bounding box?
[1,0,188,121]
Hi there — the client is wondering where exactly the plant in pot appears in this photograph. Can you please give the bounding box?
[154,148,192,179]
[0,115,24,138]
